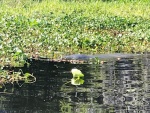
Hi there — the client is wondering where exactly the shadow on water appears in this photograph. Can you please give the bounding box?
[0,54,150,113]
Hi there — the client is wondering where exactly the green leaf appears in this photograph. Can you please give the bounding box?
[71,68,84,78]
[71,78,84,86]
[24,73,31,78]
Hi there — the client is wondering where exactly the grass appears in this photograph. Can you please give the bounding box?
[0,0,150,67]
[1,0,150,18]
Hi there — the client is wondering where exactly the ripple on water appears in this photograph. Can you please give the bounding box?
[0,54,150,113]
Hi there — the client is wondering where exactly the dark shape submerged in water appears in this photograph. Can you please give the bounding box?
[63,54,94,60]
[63,53,140,60]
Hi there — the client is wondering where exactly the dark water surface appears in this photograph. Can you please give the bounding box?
[0,54,150,113]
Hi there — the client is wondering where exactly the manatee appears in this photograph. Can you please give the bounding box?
[63,53,140,60]
[63,54,94,60]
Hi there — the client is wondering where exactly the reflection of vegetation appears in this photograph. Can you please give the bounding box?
[0,69,36,92]
[0,96,6,111]
[60,100,72,113]
[60,99,115,113]
[0,96,6,101]
[71,78,84,86]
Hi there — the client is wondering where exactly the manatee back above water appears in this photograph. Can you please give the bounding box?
[63,54,94,60]
[63,53,140,60]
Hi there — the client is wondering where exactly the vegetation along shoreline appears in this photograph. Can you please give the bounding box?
[0,0,150,68]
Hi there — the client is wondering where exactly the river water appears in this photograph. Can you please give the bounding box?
[0,54,150,113]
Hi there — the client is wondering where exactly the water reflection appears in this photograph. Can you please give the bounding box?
[0,54,150,113]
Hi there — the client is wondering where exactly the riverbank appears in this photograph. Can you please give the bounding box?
[0,0,150,67]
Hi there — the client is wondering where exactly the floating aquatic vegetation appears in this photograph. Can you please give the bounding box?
[71,68,84,78]
[0,5,150,69]
[0,69,36,90]
[71,68,84,85]
[60,68,84,88]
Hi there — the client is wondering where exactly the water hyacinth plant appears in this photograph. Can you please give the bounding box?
[0,0,150,69]
[0,69,36,91]
[71,68,84,78]
[71,68,84,85]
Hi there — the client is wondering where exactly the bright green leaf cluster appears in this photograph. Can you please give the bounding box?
[71,68,84,85]
[71,69,84,78]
